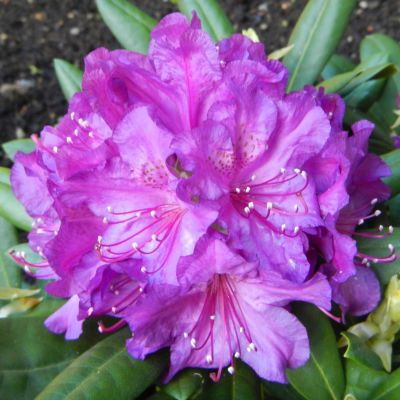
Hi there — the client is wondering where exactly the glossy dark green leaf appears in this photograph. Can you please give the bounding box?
[2,138,35,161]
[263,379,305,400]
[0,217,20,288]
[0,181,33,231]
[36,330,168,400]
[174,0,234,42]
[387,194,400,226]
[321,54,355,80]
[345,359,388,400]
[53,59,83,100]
[284,0,357,91]
[96,0,156,53]
[286,304,345,400]
[342,332,384,370]
[0,167,10,185]
[344,78,386,111]
[163,369,205,400]
[382,150,400,195]
[370,367,400,400]
[356,230,400,285]
[0,312,104,399]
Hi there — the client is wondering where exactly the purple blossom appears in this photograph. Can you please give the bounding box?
[9,12,394,383]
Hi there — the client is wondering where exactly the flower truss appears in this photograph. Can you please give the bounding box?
[10,13,395,383]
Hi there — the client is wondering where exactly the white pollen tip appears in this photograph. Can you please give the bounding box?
[106,205,112,212]
[362,258,368,265]
[371,198,378,205]
[139,287,144,293]
[358,219,364,225]
[183,332,189,338]
[98,326,103,333]
[151,234,157,241]
[66,136,73,144]
[251,175,256,181]
[102,217,108,224]
[111,306,117,313]
[70,112,75,120]
[114,290,120,295]
[190,338,197,348]
[389,226,394,234]
[239,326,245,333]
[245,186,251,193]
[206,354,213,364]
[132,242,139,249]
[248,201,254,209]
[73,128,79,136]
[52,146,59,154]
[235,187,241,194]
[87,307,94,316]
[373,258,379,264]
[379,225,384,232]
[135,211,141,218]
[266,202,273,210]
[301,170,307,178]
[281,224,286,232]
[234,351,240,359]
[244,206,251,214]
[88,131,94,138]
[150,210,157,218]
[140,266,147,273]
[374,210,382,217]
[280,167,286,174]
[210,314,216,320]
[366,262,371,267]
[289,258,296,267]
[294,168,301,174]
[388,244,394,252]
[24,265,30,272]
[249,342,256,351]
[294,226,299,234]
[228,366,235,375]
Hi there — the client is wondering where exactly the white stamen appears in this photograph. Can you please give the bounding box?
[293,226,299,234]
[52,146,59,154]
[293,204,299,212]
[102,217,108,224]
[389,226,394,234]
[371,198,378,205]
[220,60,226,66]
[36,228,44,234]
[111,306,117,313]
[373,258,378,264]
[239,326,245,333]
[328,111,333,118]
[183,332,189,338]
[210,314,216,320]
[190,338,197,348]
[228,366,235,375]
[97,235,103,243]
[379,225,384,232]
[140,266,147,273]
[244,206,251,214]
[88,131,94,138]
[87,307,94,316]
[206,354,212,364]
[235,187,241,194]
[251,174,256,181]
[294,168,301,174]
[374,210,382,217]
[362,258,368,265]
[98,325,104,333]
[234,351,240,358]
[358,219,364,225]
[66,136,73,144]
[281,224,286,232]
[248,201,254,209]
[150,210,157,218]
[135,211,142,218]
[249,342,256,351]
[366,262,371,267]
[70,111,75,120]
[151,234,157,241]
[24,265,30,273]
[106,205,112,212]
[280,167,286,174]
[388,243,394,252]
[73,128,79,136]
[139,287,144,293]
[245,186,251,193]
[266,202,273,210]
[132,242,139,249]
[301,170,307,179]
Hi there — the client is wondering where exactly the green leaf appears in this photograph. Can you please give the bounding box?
[370,367,400,400]
[345,359,388,400]
[321,54,355,80]
[284,0,357,91]
[0,312,104,399]
[344,78,386,111]
[286,303,345,400]
[0,287,40,300]
[356,230,400,285]
[387,194,400,226]
[0,217,20,288]
[382,150,400,195]
[36,330,168,400]
[163,369,205,400]
[96,0,156,53]
[2,138,35,161]
[53,59,83,101]
[174,0,234,42]
[0,181,33,231]
[342,332,384,370]
[263,379,305,400]
[0,167,10,185]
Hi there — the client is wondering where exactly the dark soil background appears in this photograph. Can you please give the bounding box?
[1,0,400,167]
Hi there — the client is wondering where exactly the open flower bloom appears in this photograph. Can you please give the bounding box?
[125,239,331,383]
[10,11,393,382]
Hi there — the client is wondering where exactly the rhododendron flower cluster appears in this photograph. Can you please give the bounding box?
[10,13,394,383]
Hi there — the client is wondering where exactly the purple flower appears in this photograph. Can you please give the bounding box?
[125,238,331,383]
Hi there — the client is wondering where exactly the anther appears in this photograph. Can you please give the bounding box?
[245,186,251,193]
[388,244,394,252]
[371,198,378,205]
[73,128,79,136]
[244,206,251,214]
[111,306,117,313]
[70,112,75,120]
[248,201,255,209]
[251,175,256,181]
[140,266,147,273]
[379,225,384,232]
[228,366,235,375]
[239,326,245,333]
[280,167,286,174]
[150,210,157,218]
[301,170,307,179]
[66,136,73,144]
[151,234,157,241]
[234,352,240,358]
[87,307,94,316]
[183,332,189,338]
[52,146,59,154]
[374,210,382,217]
[266,202,273,210]
[206,354,213,364]
[132,242,139,249]
[389,226,394,234]
[88,132,94,138]
[235,187,241,194]
[281,224,286,233]
[114,290,120,295]
[249,342,256,351]
[106,205,112,212]
[190,338,197,348]
[97,235,103,243]
[294,168,301,174]
[210,314,216,320]
[102,217,108,224]
[293,226,299,234]
[358,219,364,225]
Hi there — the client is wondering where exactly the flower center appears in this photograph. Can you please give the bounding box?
[183,274,256,382]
